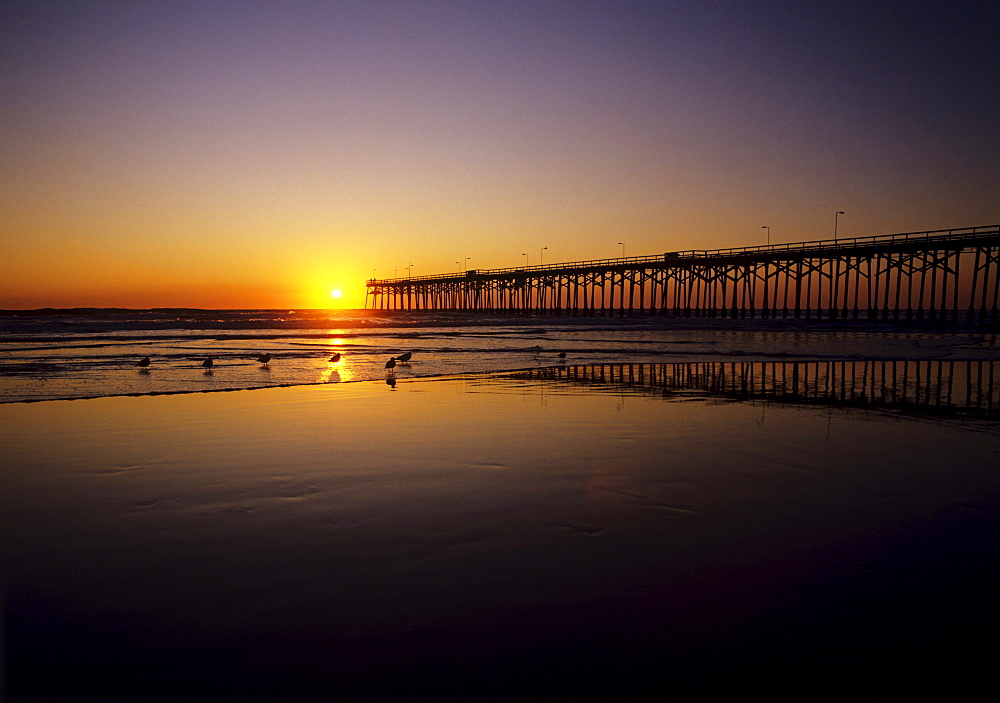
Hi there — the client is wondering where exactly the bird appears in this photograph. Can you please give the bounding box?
[257,353,271,366]
[329,353,341,363]
[203,357,214,370]
[136,356,150,369]
[557,351,567,359]
[395,351,412,364]
[385,357,396,372]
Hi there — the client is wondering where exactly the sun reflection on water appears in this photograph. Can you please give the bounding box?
[319,338,351,383]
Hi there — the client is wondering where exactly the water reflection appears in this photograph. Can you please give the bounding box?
[319,358,352,383]
[318,337,349,383]
[514,361,1000,420]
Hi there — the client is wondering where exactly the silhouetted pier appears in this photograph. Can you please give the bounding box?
[366,225,1000,323]
[517,361,1000,419]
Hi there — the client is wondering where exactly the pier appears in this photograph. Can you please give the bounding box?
[366,225,1000,323]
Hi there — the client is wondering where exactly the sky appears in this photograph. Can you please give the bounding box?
[2,0,998,310]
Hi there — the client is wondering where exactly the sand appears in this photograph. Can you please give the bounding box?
[3,370,999,700]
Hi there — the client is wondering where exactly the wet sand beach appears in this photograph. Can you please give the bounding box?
[3,367,999,700]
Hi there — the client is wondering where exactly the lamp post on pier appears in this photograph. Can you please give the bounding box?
[617,242,625,258]
[834,211,845,242]
[762,225,770,247]
[540,247,547,266]
[522,253,529,267]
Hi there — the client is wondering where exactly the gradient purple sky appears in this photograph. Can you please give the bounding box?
[3,1,997,308]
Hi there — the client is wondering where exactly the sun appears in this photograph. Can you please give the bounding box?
[330,289,342,299]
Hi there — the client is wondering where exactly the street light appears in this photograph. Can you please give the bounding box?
[407,263,413,278]
[522,253,529,266]
[834,211,845,242]
[762,226,770,247]
[617,242,625,258]
[540,247,547,265]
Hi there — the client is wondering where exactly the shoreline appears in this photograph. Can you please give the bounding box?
[0,354,1000,412]
[5,313,999,404]
[0,366,542,405]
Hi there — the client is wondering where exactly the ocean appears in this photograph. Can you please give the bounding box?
[2,307,999,403]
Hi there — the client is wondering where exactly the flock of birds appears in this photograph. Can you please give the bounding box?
[135,353,281,371]
[134,351,417,373]
[136,349,569,376]
[384,351,411,373]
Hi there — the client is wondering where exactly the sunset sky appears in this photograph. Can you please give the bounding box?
[3,1,997,310]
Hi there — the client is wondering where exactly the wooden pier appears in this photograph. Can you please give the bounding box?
[366,225,1000,323]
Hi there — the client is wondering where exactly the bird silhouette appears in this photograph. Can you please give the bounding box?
[558,351,567,359]
[136,356,150,369]
[330,353,341,363]
[257,353,271,366]
[395,351,412,364]
[385,357,396,372]
[203,357,214,370]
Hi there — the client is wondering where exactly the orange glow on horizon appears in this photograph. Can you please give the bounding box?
[3,4,996,311]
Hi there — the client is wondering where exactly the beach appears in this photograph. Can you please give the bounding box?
[3,365,999,700]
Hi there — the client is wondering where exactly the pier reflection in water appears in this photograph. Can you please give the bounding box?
[515,360,999,419]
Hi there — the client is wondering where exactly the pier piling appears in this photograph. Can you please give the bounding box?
[367,226,1000,324]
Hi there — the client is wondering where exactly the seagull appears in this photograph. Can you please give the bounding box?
[203,357,214,370]
[557,351,567,359]
[395,351,412,364]
[257,353,271,366]
[330,353,341,362]
[136,356,150,369]
[385,357,396,372]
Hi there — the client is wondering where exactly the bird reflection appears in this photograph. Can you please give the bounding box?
[386,377,397,388]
